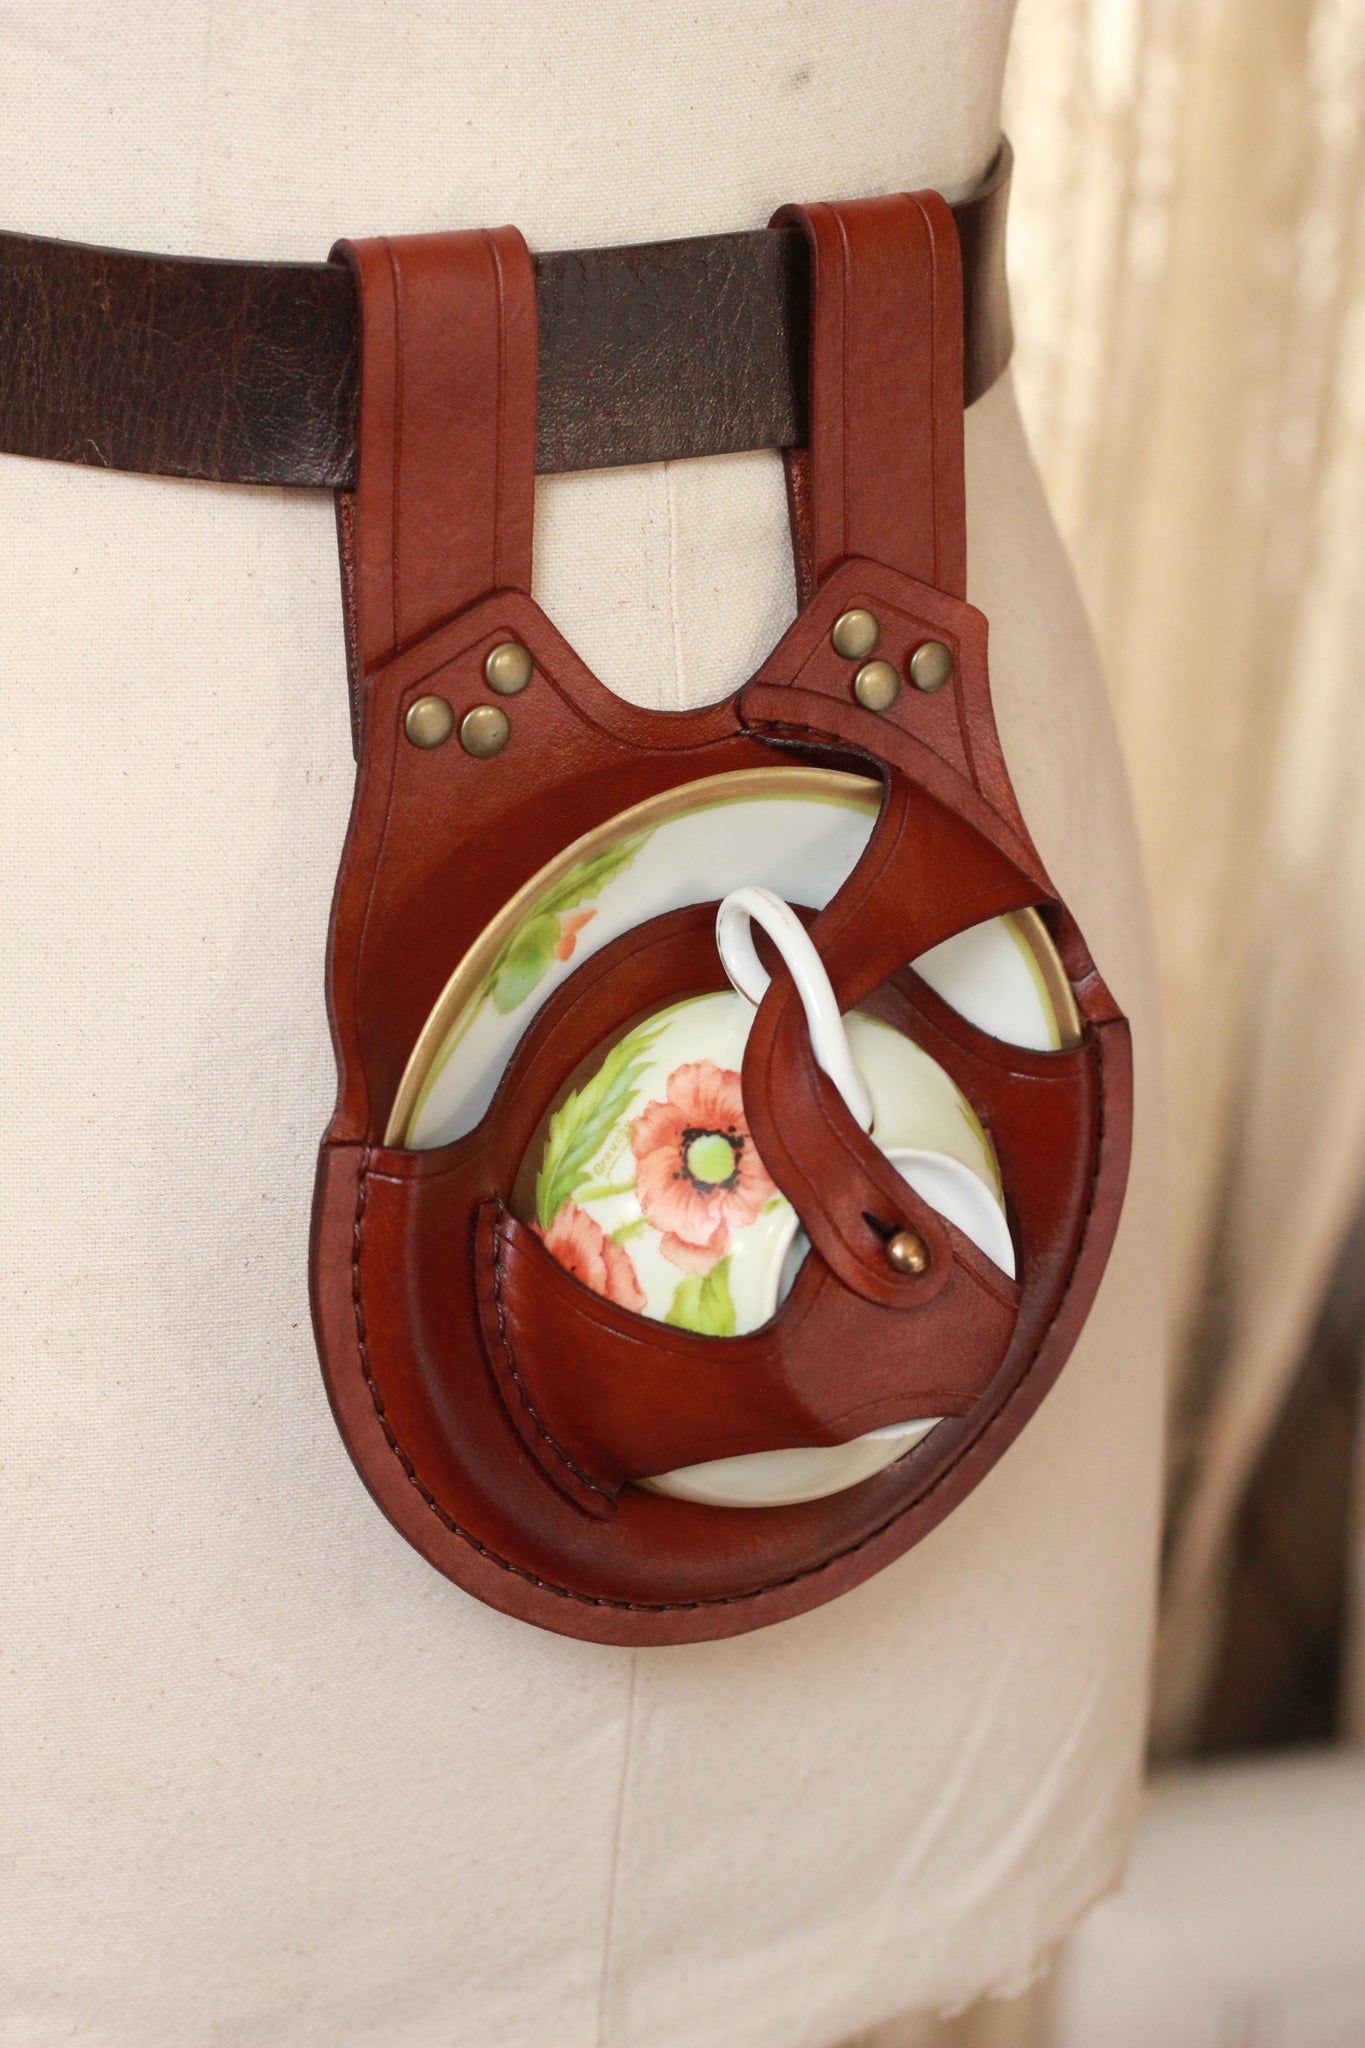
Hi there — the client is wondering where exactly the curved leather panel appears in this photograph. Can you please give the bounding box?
[476,1197,1018,1517]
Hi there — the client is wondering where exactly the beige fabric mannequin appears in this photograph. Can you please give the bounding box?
[0,5,1164,2043]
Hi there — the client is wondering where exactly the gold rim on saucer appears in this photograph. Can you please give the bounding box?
[386,766,1080,1146]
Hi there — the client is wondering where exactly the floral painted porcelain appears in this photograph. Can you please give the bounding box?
[389,770,1080,1508]
[390,768,1079,1149]
[518,901,1019,1506]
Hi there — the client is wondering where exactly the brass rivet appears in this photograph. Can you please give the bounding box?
[460,703,511,758]
[853,658,901,712]
[831,607,880,660]
[484,640,534,696]
[404,694,455,748]
[886,1229,930,1276]
[909,639,954,692]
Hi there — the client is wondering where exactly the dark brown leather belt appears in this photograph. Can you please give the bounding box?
[0,143,1012,487]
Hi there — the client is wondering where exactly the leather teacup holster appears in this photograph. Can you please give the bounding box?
[310,193,1132,1644]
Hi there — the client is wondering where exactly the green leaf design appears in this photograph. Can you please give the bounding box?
[489,912,562,1014]
[663,1257,736,1337]
[482,831,650,1016]
[573,1179,638,1206]
[536,833,648,919]
[535,1021,663,1231]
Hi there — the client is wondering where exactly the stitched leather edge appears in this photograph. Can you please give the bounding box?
[486,1208,618,1511]
[345,1021,1113,1615]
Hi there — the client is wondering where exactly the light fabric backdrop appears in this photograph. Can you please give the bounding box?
[1001,0,1365,1750]
[0,5,1165,2044]
[848,0,1365,2033]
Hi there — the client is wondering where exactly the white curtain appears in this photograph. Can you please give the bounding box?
[840,7,1365,2038]
[1002,0,1365,1748]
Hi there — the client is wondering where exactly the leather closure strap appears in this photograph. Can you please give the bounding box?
[0,143,1013,489]
[740,769,1044,1306]
[333,229,537,677]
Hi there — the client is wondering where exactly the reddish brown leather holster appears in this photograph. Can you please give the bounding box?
[310,194,1132,1644]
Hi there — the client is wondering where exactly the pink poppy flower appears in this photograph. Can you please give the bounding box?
[630,1060,777,1271]
[539,1202,646,1312]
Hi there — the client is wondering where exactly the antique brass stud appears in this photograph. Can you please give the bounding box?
[404,694,455,749]
[885,1228,930,1276]
[831,608,880,660]
[853,658,901,712]
[460,704,511,758]
[909,639,954,692]
[484,640,534,696]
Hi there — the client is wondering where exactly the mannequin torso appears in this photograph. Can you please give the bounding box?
[0,5,1163,2043]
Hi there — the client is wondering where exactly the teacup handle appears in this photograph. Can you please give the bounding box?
[715,886,874,1132]
[716,887,1016,1278]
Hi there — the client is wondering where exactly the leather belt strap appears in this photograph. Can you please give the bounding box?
[0,143,1012,489]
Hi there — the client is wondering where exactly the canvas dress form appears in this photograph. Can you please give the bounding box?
[0,3,1164,2044]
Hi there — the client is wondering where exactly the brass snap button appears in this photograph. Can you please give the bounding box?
[459,703,511,758]
[484,641,534,696]
[885,1229,929,1275]
[831,608,880,660]
[853,659,901,712]
[909,639,954,692]
[404,695,455,748]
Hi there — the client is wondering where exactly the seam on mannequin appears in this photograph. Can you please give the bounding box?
[346,1011,1109,1613]
[490,1214,615,1503]
[595,1650,638,2048]
[664,463,686,710]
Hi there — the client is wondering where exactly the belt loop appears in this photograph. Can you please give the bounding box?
[330,226,537,736]
[771,192,966,604]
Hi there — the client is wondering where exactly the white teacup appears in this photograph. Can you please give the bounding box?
[526,888,1014,1505]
